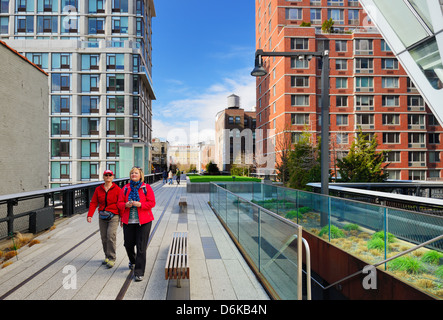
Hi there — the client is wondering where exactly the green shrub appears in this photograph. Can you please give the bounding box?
[367,237,385,251]
[372,231,396,243]
[436,265,443,279]
[388,256,424,274]
[319,225,345,239]
[343,223,359,231]
[297,206,311,214]
[421,250,443,265]
[285,210,302,220]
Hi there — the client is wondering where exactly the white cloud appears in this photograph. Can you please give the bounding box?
[152,68,256,145]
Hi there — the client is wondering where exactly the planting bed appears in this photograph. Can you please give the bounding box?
[251,198,443,299]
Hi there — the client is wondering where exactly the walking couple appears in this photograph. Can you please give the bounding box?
[87,166,155,282]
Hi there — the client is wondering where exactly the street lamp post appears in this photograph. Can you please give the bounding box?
[251,49,330,197]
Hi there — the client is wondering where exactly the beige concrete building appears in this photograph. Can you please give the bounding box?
[0,40,49,195]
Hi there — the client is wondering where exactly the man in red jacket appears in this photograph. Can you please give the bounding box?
[87,170,121,268]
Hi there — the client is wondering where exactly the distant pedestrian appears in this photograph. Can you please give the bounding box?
[176,169,181,185]
[162,170,167,184]
[117,166,156,282]
[87,170,121,268]
[168,169,173,185]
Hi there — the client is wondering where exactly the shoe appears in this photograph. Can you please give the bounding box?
[129,262,134,270]
[103,258,109,265]
[107,260,115,268]
[135,275,143,282]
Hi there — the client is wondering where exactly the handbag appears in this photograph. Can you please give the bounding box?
[99,210,115,220]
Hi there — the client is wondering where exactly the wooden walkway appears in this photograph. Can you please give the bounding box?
[0,179,269,300]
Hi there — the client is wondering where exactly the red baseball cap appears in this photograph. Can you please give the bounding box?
[103,170,114,175]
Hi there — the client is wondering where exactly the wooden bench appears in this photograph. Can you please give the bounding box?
[178,196,187,213]
[165,231,189,288]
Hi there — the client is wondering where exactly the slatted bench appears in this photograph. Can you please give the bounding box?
[179,196,187,213]
[165,231,189,288]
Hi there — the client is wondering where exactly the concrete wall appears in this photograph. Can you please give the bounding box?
[0,43,49,195]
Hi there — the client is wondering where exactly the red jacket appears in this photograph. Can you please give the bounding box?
[117,183,156,225]
[88,183,122,217]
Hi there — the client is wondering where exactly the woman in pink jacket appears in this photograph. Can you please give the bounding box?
[117,166,156,281]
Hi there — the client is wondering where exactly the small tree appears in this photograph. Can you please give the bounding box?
[336,129,389,182]
[322,18,334,33]
[275,127,294,185]
[206,161,220,175]
[287,131,321,190]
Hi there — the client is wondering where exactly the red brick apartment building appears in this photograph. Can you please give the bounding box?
[254,0,443,181]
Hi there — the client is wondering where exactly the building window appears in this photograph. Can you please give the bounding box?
[37,16,57,33]
[355,39,373,55]
[291,76,309,87]
[383,133,400,144]
[291,113,309,125]
[81,96,99,114]
[52,53,71,70]
[0,0,9,13]
[88,17,105,34]
[111,0,128,13]
[382,95,399,107]
[382,77,399,88]
[310,8,321,24]
[52,95,71,113]
[291,57,309,69]
[380,39,391,52]
[328,9,344,24]
[381,58,399,70]
[228,116,234,124]
[355,58,373,73]
[107,53,124,70]
[81,74,100,92]
[348,9,359,25]
[335,59,347,70]
[409,170,426,180]
[88,0,105,13]
[107,118,124,136]
[51,139,70,157]
[336,114,348,126]
[336,96,348,107]
[81,118,99,136]
[386,151,401,162]
[336,133,348,144]
[429,133,440,144]
[107,96,124,113]
[335,40,347,52]
[291,38,308,50]
[25,52,49,69]
[355,77,373,91]
[16,16,34,33]
[286,8,302,20]
[52,73,71,92]
[291,95,309,106]
[336,77,347,89]
[81,54,100,70]
[107,74,125,92]
[429,151,440,163]
[382,114,399,125]
[355,95,373,107]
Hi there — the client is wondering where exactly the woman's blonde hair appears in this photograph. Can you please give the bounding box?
[130,166,144,182]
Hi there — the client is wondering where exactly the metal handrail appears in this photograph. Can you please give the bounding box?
[323,233,443,290]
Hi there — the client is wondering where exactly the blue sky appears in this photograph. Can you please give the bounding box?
[151,0,256,145]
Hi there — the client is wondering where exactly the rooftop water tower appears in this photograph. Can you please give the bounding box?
[227,94,240,109]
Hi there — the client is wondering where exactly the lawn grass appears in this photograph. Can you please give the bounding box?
[187,175,261,183]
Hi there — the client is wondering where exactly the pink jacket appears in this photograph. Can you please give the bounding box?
[117,183,156,225]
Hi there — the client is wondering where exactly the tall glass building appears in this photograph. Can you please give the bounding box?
[0,0,156,187]
[360,0,443,126]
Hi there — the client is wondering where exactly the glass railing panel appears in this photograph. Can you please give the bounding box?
[226,192,239,239]
[238,199,260,268]
[259,209,301,300]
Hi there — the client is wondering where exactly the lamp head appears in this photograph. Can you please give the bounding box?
[250,65,267,77]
